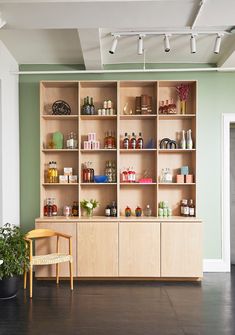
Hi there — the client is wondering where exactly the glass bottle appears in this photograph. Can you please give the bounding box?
[72,201,79,216]
[84,96,91,115]
[47,161,53,183]
[105,160,113,183]
[104,132,108,149]
[107,131,113,149]
[82,162,89,183]
[189,199,195,217]
[158,101,164,114]
[168,98,177,114]
[180,130,186,149]
[112,131,116,149]
[90,97,95,115]
[53,161,58,183]
[135,206,142,217]
[112,161,117,183]
[144,204,152,217]
[110,201,117,217]
[186,129,193,149]
[47,198,53,217]
[123,132,129,149]
[105,204,111,217]
[81,97,86,115]
[44,199,49,216]
[52,198,58,216]
[137,132,144,149]
[163,100,169,114]
[182,199,189,217]
[131,132,136,149]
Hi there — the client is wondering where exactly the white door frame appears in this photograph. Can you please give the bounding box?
[222,113,235,272]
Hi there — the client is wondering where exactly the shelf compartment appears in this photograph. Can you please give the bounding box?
[119,185,157,216]
[80,184,117,216]
[40,81,78,116]
[80,115,117,120]
[158,185,196,216]
[120,115,157,120]
[158,152,195,178]
[120,149,156,153]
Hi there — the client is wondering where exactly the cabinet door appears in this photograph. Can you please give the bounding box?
[119,222,160,277]
[35,222,77,278]
[161,222,202,278]
[77,222,118,277]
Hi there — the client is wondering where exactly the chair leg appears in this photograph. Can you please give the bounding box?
[69,262,73,290]
[29,266,33,298]
[24,269,27,289]
[56,264,59,284]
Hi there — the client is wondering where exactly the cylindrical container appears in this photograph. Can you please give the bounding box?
[63,205,71,217]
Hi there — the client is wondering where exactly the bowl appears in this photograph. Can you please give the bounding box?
[94,175,108,183]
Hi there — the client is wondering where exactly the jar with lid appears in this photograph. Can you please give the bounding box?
[125,206,132,217]
[135,206,142,217]
[144,204,152,217]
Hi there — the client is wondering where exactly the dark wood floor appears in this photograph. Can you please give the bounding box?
[1,269,235,335]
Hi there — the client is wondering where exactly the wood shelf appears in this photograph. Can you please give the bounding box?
[158,114,196,120]
[120,149,157,153]
[42,183,78,186]
[42,149,79,152]
[158,149,196,153]
[80,149,117,152]
[80,183,117,186]
[158,183,196,186]
[80,115,117,120]
[120,114,157,120]
[120,183,157,186]
[41,115,78,120]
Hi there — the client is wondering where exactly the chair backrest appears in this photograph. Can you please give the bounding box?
[26,229,57,239]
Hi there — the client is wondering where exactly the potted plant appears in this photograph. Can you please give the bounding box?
[80,199,99,217]
[0,223,29,299]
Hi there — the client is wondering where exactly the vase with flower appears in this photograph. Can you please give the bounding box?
[176,84,190,115]
[80,199,99,217]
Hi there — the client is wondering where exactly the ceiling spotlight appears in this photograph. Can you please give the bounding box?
[190,34,197,54]
[214,34,223,54]
[138,35,144,55]
[164,35,170,52]
[109,36,119,54]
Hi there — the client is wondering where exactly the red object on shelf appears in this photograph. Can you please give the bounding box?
[138,178,153,183]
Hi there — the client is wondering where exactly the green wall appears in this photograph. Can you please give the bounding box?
[19,65,233,259]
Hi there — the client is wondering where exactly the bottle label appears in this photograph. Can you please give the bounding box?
[183,206,189,215]
[105,208,111,216]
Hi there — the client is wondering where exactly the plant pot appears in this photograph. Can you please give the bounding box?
[0,276,20,300]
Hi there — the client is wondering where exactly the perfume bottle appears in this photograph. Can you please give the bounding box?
[180,130,186,149]
[186,129,193,149]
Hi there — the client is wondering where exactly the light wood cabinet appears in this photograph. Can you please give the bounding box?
[161,222,202,278]
[77,222,118,277]
[119,222,160,277]
[35,221,77,277]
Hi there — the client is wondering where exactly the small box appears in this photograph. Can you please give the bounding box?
[84,141,92,149]
[92,141,100,150]
[176,174,184,183]
[69,175,78,183]
[64,167,73,176]
[88,133,96,142]
[59,175,68,184]
[181,166,189,175]
[185,174,193,183]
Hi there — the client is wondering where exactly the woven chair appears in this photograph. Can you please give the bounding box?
[24,228,73,298]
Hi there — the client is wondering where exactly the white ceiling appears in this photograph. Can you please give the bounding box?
[0,0,235,69]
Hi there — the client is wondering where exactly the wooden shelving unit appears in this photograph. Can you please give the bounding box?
[40,80,197,218]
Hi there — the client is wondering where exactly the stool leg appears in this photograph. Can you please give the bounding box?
[29,265,33,298]
[56,264,59,284]
[24,269,27,289]
[69,262,73,290]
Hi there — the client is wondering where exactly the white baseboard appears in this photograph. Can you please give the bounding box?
[203,259,230,272]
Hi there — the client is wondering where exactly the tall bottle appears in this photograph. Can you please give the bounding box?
[123,132,129,149]
[131,132,136,149]
[47,161,53,183]
[158,101,164,114]
[180,130,186,149]
[186,129,193,149]
[81,97,86,115]
[189,199,195,217]
[90,97,95,115]
[84,96,91,115]
[110,201,117,217]
[137,132,144,149]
